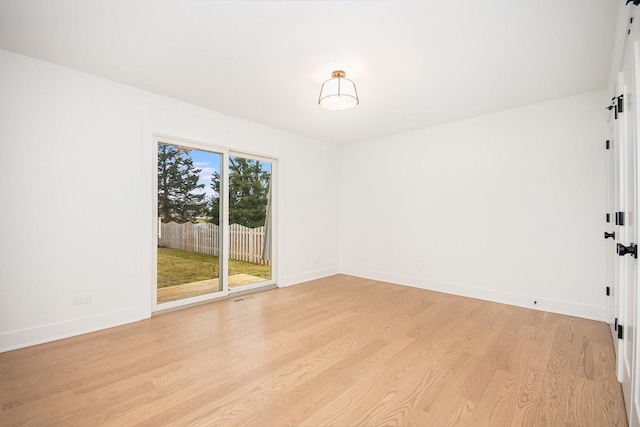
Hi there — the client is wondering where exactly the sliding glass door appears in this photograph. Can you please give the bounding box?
[153,137,276,310]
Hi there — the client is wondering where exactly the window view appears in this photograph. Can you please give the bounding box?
[157,143,223,303]
[156,143,273,305]
[225,155,272,288]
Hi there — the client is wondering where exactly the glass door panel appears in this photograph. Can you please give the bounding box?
[156,142,223,304]
[227,154,273,291]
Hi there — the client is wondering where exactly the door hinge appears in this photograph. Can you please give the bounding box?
[606,286,611,296]
[606,213,611,223]
[616,211,625,225]
[606,140,611,150]
[618,95,624,113]
[615,317,618,330]
[605,231,615,239]
[617,243,637,258]
[618,324,624,340]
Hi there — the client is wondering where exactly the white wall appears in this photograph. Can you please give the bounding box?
[339,90,607,320]
[0,49,340,351]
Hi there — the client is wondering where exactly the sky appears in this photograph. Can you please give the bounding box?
[191,149,221,199]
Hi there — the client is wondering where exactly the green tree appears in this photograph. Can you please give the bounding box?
[157,144,206,223]
[209,157,270,227]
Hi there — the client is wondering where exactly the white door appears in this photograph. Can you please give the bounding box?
[616,7,639,424]
[617,70,636,423]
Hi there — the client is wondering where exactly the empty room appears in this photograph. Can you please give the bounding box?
[1,0,639,426]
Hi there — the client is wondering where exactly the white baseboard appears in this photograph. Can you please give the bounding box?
[281,267,340,287]
[340,266,605,322]
[0,307,142,353]
[1,266,605,353]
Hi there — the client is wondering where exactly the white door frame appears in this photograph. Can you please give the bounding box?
[605,116,619,353]
[630,22,640,427]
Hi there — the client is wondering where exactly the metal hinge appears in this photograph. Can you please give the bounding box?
[606,213,611,223]
[615,317,618,330]
[618,95,624,113]
[606,140,611,149]
[607,96,624,118]
[618,324,624,340]
[616,211,625,226]
[606,286,611,296]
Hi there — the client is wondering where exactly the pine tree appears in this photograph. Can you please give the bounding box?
[209,170,221,225]
[157,144,206,223]
[209,157,270,227]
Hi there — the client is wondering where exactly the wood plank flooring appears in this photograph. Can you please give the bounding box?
[0,275,627,426]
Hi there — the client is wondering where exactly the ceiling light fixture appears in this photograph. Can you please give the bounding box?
[318,70,359,111]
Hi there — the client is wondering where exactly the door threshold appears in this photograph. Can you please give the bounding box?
[153,284,278,316]
[230,284,278,297]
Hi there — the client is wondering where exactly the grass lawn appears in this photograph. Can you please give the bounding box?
[157,247,271,288]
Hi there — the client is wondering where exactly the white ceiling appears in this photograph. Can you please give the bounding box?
[0,0,619,145]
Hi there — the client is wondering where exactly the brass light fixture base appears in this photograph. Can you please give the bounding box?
[331,70,346,78]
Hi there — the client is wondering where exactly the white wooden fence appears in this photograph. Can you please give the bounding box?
[158,222,269,265]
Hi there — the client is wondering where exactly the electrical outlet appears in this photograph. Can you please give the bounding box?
[74,294,93,305]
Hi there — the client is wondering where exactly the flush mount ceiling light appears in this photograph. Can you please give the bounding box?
[318,70,359,111]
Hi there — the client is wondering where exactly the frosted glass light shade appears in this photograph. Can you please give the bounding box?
[318,71,359,111]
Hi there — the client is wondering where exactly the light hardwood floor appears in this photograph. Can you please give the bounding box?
[0,275,627,426]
